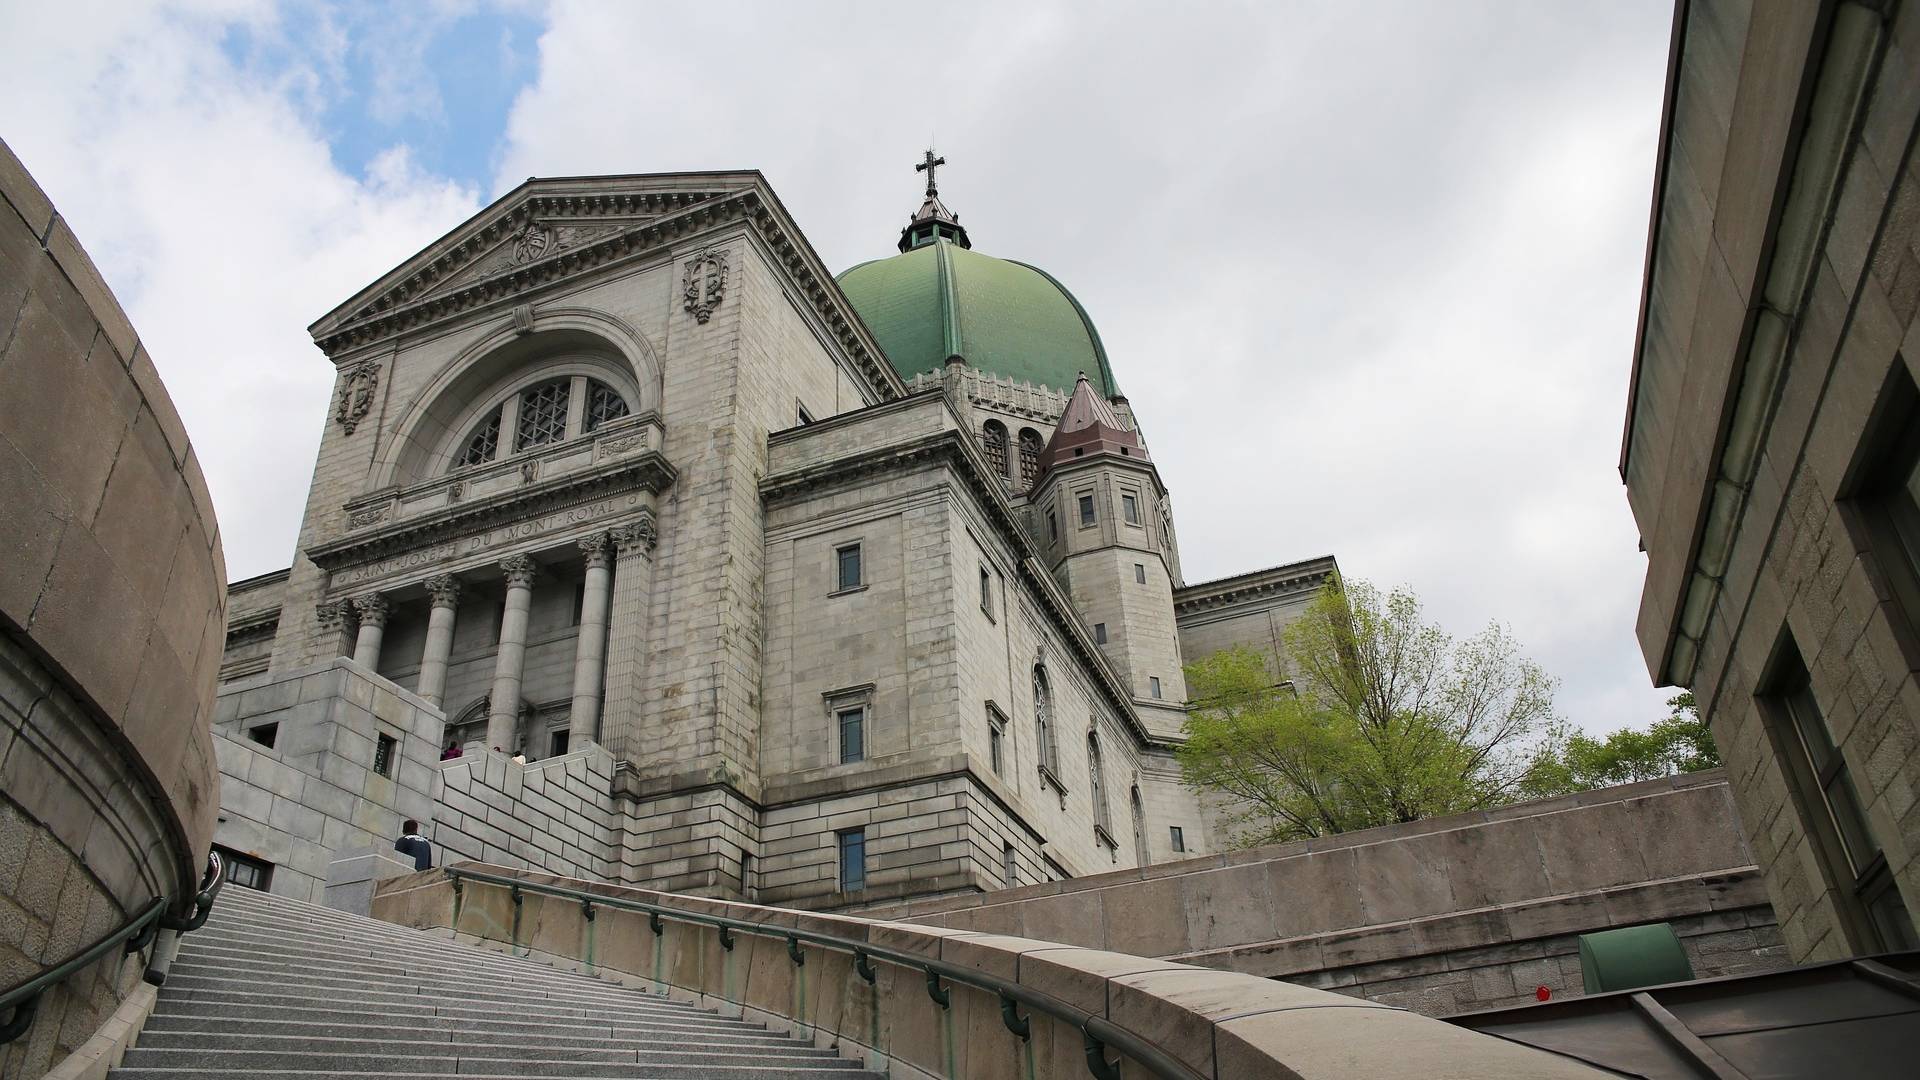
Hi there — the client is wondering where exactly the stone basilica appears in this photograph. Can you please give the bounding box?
[212,158,1335,907]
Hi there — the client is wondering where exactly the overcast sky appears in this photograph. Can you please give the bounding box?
[0,0,1680,735]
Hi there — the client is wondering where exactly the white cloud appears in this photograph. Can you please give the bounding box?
[1,0,1680,734]
[0,0,481,580]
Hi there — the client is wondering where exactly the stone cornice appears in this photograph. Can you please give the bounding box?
[310,179,906,404]
[223,607,279,644]
[1173,556,1339,616]
[761,407,1169,750]
[306,453,676,574]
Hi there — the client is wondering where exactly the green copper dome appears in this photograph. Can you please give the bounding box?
[837,237,1119,399]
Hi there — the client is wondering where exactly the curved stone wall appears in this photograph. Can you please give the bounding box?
[0,138,225,1077]
[375,864,1611,1079]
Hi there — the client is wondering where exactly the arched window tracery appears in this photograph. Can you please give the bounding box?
[1088,731,1110,832]
[1033,665,1057,774]
[448,376,633,473]
[983,420,1009,481]
[1017,428,1043,492]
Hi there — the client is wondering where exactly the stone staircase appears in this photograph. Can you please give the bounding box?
[112,884,879,1079]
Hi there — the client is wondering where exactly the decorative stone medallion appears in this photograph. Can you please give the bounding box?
[682,247,729,324]
[334,361,380,435]
[512,222,554,264]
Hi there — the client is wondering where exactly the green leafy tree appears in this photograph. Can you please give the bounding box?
[1522,692,1719,797]
[1177,579,1565,847]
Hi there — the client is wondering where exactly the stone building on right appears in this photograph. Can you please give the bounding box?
[1625,0,1920,961]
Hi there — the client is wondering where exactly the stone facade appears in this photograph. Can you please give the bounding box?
[865,771,1788,1016]
[1626,0,1920,960]
[0,139,224,1078]
[209,658,441,903]
[215,170,1288,913]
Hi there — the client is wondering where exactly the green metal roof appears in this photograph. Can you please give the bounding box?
[837,238,1118,398]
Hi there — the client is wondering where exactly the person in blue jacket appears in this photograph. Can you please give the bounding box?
[394,820,433,871]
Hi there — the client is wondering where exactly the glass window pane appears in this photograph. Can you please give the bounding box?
[839,830,865,892]
[1078,494,1096,526]
[837,545,861,590]
[583,380,630,433]
[1823,773,1879,871]
[1785,685,1836,773]
[514,379,571,450]
[1122,493,1139,524]
[840,707,864,764]
[457,406,502,469]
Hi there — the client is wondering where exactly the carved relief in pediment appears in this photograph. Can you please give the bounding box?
[417,220,633,301]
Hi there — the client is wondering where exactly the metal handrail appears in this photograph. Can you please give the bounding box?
[444,865,1205,1080]
[0,851,224,1046]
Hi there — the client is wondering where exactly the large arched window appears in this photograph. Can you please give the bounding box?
[1088,731,1111,833]
[1017,428,1043,492]
[450,376,633,472]
[1033,665,1057,774]
[982,420,1009,481]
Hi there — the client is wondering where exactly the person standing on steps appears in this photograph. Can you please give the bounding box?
[394,819,433,871]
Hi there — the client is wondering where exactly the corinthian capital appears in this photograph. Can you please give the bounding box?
[424,574,462,608]
[315,599,355,631]
[578,531,615,570]
[500,554,539,588]
[612,513,658,557]
[351,593,390,627]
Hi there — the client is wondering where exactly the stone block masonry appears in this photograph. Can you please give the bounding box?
[434,741,619,880]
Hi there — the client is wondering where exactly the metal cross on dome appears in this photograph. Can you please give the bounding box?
[916,148,945,197]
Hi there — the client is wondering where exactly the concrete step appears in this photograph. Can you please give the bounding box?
[123,1035,842,1065]
[115,1049,870,1079]
[164,961,686,1014]
[187,913,672,995]
[146,1001,784,1043]
[153,991,759,1034]
[139,1015,807,1051]
[174,926,683,999]
[113,884,880,1079]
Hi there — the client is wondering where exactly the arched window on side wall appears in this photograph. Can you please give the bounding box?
[1018,428,1043,492]
[983,420,1009,481]
[1033,665,1057,774]
[1088,731,1111,833]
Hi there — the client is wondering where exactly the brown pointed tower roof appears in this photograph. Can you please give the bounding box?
[1039,372,1147,477]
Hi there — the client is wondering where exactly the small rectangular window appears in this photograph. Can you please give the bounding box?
[839,706,866,764]
[838,829,866,892]
[549,730,570,758]
[247,722,278,749]
[1149,676,1163,699]
[1765,638,1918,950]
[1048,510,1058,544]
[1078,493,1096,527]
[836,544,863,591]
[1134,563,1146,584]
[1169,826,1186,853]
[1122,492,1140,525]
[980,565,994,618]
[798,403,815,425]
[1094,623,1108,644]
[373,733,397,777]
[1002,841,1018,888]
[987,705,1007,775]
[214,846,273,891]
[1852,366,1920,641]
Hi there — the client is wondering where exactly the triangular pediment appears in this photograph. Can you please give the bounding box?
[309,172,762,350]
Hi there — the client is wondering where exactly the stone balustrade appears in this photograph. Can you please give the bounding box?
[371,863,1609,1079]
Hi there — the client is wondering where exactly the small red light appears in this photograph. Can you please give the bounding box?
[1536,985,1551,1001]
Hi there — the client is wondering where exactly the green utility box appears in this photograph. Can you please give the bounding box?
[1577,923,1695,994]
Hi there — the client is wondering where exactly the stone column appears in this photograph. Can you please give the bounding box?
[315,600,356,659]
[416,574,461,707]
[599,513,658,764]
[485,555,538,752]
[350,593,389,670]
[568,533,615,745]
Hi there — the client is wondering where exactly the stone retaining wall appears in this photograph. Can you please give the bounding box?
[865,771,1788,1015]
[373,864,1613,1080]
